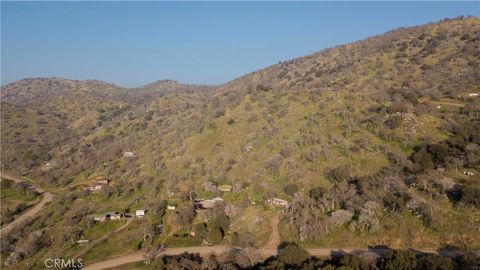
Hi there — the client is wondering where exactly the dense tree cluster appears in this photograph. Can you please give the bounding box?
[142,245,479,270]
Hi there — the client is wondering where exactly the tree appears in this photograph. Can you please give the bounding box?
[416,254,453,270]
[277,243,310,266]
[173,206,196,227]
[325,166,350,183]
[379,250,417,270]
[210,214,230,232]
[207,227,223,244]
[193,223,208,238]
[235,247,263,268]
[338,254,376,270]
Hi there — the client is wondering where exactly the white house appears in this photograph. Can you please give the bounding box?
[218,185,232,192]
[92,216,106,222]
[136,210,146,218]
[468,93,479,97]
[167,205,176,210]
[271,198,289,207]
[106,211,122,220]
[76,239,90,244]
[123,152,137,158]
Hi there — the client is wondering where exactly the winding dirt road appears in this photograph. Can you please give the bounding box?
[0,174,54,235]
[83,245,480,270]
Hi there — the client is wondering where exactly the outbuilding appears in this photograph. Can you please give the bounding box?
[136,209,146,218]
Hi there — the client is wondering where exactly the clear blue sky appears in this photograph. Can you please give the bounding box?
[1,2,478,87]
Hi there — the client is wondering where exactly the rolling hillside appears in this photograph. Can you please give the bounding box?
[1,16,479,269]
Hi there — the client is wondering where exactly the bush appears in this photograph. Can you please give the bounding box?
[284,184,299,196]
[325,166,350,183]
[309,187,326,201]
[458,184,480,209]
[385,115,403,129]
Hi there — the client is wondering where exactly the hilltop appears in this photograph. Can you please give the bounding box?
[1,17,479,268]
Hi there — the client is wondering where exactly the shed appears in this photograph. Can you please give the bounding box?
[218,185,232,192]
[136,210,146,218]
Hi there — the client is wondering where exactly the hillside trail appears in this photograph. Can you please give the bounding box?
[0,173,54,235]
[265,214,281,249]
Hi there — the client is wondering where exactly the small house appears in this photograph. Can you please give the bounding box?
[271,198,289,207]
[136,210,146,218]
[167,205,176,210]
[106,211,122,220]
[468,93,479,97]
[218,185,232,192]
[123,152,137,158]
[93,179,110,185]
[76,239,90,244]
[92,216,105,222]
[83,185,103,192]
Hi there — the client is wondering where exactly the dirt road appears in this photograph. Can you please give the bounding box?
[265,214,280,248]
[74,217,134,259]
[0,173,54,235]
[84,246,480,270]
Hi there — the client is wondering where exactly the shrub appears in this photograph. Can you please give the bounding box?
[385,115,403,129]
[284,184,299,196]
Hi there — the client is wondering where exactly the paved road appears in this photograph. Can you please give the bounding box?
[0,173,54,235]
[83,246,480,270]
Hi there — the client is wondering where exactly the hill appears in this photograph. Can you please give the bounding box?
[1,17,479,268]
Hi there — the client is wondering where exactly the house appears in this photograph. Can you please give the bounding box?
[136,210,146,218]
[463,171,475,176]
[218,185,232,192]
[92,216,106,222]
[93,179,110,185]
[196,201,215,209]
[167,205,176,210]
[106,211,122,220]
[76,239,90,244]
[83,185,103,192]
[194,197,224,211]
[123,152,137,158]
[212,197,224,202]
[468,93,479,97]
[271,198,289,207]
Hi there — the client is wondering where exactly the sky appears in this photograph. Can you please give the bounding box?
[1,2,479,87]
